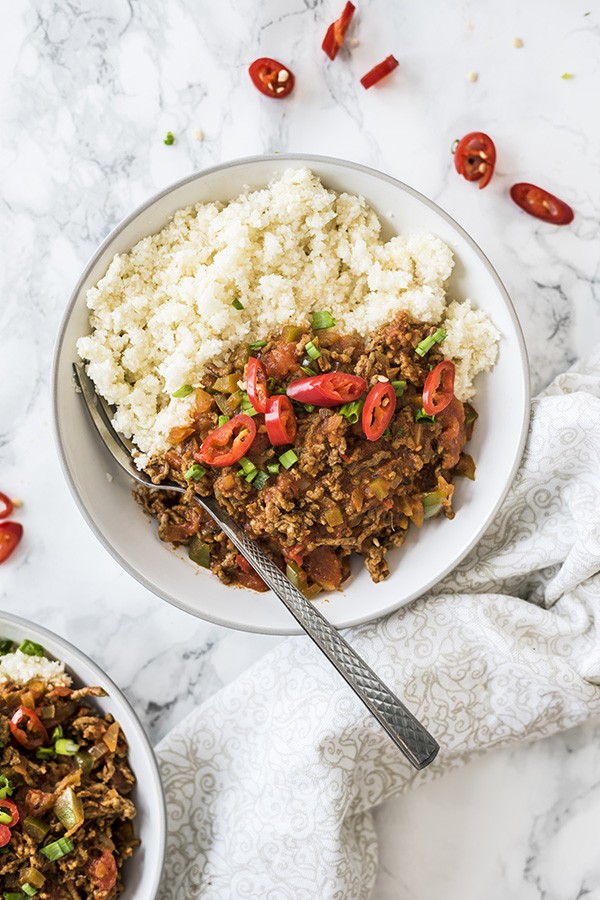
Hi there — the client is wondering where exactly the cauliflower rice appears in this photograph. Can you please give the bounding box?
[77,168,499,466]
[0,648,71,685]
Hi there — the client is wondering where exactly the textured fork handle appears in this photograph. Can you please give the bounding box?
[198,496,439,770]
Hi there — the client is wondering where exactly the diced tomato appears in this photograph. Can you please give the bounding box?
[284,544,305,566]
[0,521,23,564]
[10,706,49,750]
[249,58,295,98]
[88,849,118,892]
[265,395,297,445]
[454,132,496,189]
[287,372,366,406]
[322,1,355,60]
[247,357,269,414]
[24,790,55,817]
[360,55,399,89]
[0,492,14,519]
[262,341,299,379]
[436,397,466,469]
[510,183,574,224]
[422,361,455,416]
[236,569,269,592]
[304,546,343,591]
[362,382,396,441]
[196,415,257,467]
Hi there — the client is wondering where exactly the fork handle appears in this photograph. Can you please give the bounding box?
[198,496,439,770]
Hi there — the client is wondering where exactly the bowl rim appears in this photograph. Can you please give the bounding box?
[52,152,531,635]
[0,609,167,898]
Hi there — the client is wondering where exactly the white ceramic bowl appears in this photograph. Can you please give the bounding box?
[53,154,530,635]
[0,611,166,897]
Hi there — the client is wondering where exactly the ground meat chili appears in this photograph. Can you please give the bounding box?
[138,311,477,594]
[0,676,138,897]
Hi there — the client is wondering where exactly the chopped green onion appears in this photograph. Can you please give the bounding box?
[300,366,316,376]
[18,639,44,657]
[415,408,435,424]
[163,131,175,145]
[4,892,25,899]
[561,72,574,79]
[172,384,193,398]
[0,775,13,799]
[305,340,321,360]
[40,837,74,861]
[188,536,211,568]
[0,811,11,824]
[266,461,280,475]
[240,393,259,416]
[217,415,230,427]
[0,638,14,655]
[253,470,270,490]
[232,298,244,310]
[279,450,298,470]
[21,887,38,898]
[415,328,447,357]
[54,738,80,756]
[248,340,267,350]
[52,725,63,741]
[238,457,257,475]
[391,380,406,397]
[245,469,258,483]
[303,404,316,413]
[339,400,364,424]
[185,464,206,482]
[23,816,51,843]
[312,310,336,331]
[36,747,56,760]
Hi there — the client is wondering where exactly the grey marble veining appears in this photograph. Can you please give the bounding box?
[1,0,600,896]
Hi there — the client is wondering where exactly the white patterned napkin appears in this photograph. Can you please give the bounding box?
[156,348,600,900]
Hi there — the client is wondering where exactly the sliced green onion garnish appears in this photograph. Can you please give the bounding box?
[312,310,336,331]
[240,393,259,416]
[305,340,321,360]
[54,738,80,756]
[0,811,11,824]
[172,384,194,398]
[339,400,364,424]
[21,886,38,898]
[0,775,13,798]
[279,450,298,470]
[232,298,244,310]
[303,404,316,413]
[163,131,175,145]
[248,340,267,350]
[266,461,280,475]
[217,415,230,427]
[300,366,316,376]
[415,328,447,357]
[4,893,24,899]
[52,725,63,741]
[391,380,406,396]
[245,469,258,483]
[185,464,206,482]
[239,456,257,475]
[36,747,56,760]
[253,470,270,490]
[18,640,44,657]
[0,638,15,655]
[40,837,75,861]
[415,408,435,423]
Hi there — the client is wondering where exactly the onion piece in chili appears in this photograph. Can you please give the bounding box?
[360,55,399,89]
[322,1,355,60]
[422,361,455,416]
[249,58,295,99]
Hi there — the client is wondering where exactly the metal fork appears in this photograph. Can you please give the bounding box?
[73,363,439,770]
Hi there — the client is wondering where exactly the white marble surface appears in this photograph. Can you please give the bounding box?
[1,0,599,897]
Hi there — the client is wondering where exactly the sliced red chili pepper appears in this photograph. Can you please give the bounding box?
[265,395,297,446]
[0,521,23,564]
[196,415,257,467]
[322,1,355,60]
[0,823,11,848]
[360,55,399,89]
[0,492,14,519]
[89,849,118,892]
[10,705,49,750]
[246,357,269,414]
[286,372,366,406]
[422,361,455,416]
[362,382,397,441]
[249,58,295,98]
[510,183,574,225]
[453,132,496,189]
[0,798,20,828]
